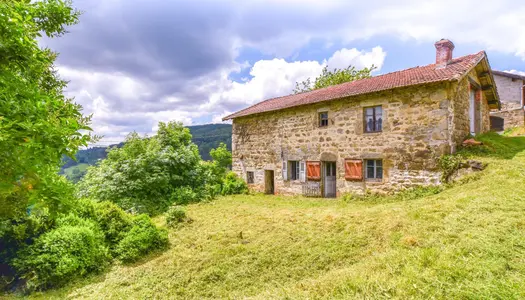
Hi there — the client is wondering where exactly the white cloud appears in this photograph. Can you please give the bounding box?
[207,46,387,121]
[505,69,525,76]
[60,46,386,144]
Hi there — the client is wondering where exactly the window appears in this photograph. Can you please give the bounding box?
[319,112,329,127]
[364,106,383,132]
[289,161,300,180]
[247,171,254,184]
[365,160,383,180]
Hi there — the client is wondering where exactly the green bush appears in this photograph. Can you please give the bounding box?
[93,201,133,247]
[169,186,199,205]
[72,198,97,220]
[221,172,249,195]
[166,206,187,227]
[438,154,464,183]
[115,214,169,263]
[13,223,109,291]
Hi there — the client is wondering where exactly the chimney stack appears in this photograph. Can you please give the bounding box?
[435,39,455,68]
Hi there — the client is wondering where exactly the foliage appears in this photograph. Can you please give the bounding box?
[92,201,132,248]
[0,0,94,219]
[209,142,232,169]
[438,154,465,183]
[341,185,444,203]
[169,186,199,205]
[114,214,169,263]
[77,122,204,215]
[12,221,109,291]
[293,65,376,94]
[221,172,248,195]
[166,205,187,227]
[60,124,232,182]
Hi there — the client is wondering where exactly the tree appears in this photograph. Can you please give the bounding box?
[293,65,376,94]
[210,143,232,170]
[78,122,205,215]
[0,0,94,218]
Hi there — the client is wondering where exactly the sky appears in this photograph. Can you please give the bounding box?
[44,0,525,146]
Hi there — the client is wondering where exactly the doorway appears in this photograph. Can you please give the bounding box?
[264,170,274,194]
[322,162,336,198]
[470,88,481,135]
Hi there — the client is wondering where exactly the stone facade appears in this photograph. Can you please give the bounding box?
[490,73,525,130]
[232,70,491,196]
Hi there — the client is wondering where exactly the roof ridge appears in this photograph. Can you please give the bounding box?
[223,51,485,120]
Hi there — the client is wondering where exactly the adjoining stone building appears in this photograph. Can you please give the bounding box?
[223,40,500,197]
[489,70,525,131]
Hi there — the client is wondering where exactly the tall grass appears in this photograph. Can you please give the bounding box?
[11,133,525,299]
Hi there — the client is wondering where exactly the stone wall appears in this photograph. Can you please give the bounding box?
[232,73,491,196]
[450,72,491,147]
[493,74,524,105]
[490,108,525,130]
[490,74,525,129]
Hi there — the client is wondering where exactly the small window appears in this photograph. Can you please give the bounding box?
[364,106,383,132]
[365,160,383,181]
[319,112,329,127]
[247,171,254,184]
[289,161,300,180]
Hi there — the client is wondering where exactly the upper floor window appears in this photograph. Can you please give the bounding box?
[364,106,383,132]
[319,112,328,127]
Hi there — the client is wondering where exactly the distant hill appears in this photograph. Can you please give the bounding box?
[60,123,232,182]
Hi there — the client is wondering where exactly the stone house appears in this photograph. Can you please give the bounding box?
[489,70,525,130]
[223,40,500,197]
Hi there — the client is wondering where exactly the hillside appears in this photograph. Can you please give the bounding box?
[21,133,525,299]
[60,124,232,181]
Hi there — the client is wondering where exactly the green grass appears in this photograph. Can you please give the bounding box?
[63,163,89,176]
[11,133,525,299]
[503,126,525,137]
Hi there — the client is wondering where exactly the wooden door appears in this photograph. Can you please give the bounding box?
[265,170,274,194]
[323,162,336,198]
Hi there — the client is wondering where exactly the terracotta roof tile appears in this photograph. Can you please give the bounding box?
[223,51,485,120]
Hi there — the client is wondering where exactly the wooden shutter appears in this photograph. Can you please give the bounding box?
[282,161,288,181]
[306,161,321,181]
[345,159,363,181]
[299,161,306,182]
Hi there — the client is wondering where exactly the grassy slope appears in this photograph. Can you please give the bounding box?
[24,134,525,299]
[63,163,89,176]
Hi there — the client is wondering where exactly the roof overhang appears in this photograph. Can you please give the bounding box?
[470,52,501,110]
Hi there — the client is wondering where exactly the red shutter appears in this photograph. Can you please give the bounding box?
[345,159,363,181]
[306,161,321,181]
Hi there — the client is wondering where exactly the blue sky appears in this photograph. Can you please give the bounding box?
[45,0,525,145]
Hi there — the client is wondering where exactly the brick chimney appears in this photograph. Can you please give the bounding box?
[435,39,455,68]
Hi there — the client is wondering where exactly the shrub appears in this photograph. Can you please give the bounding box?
[169,186,199,205]
[114,214,169,263]
[166,206,187,227]
[93,201,133,247]
[72,198,97,220]
[221,172,249,195]
[13,223,109,291]
[438,154,464,183]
